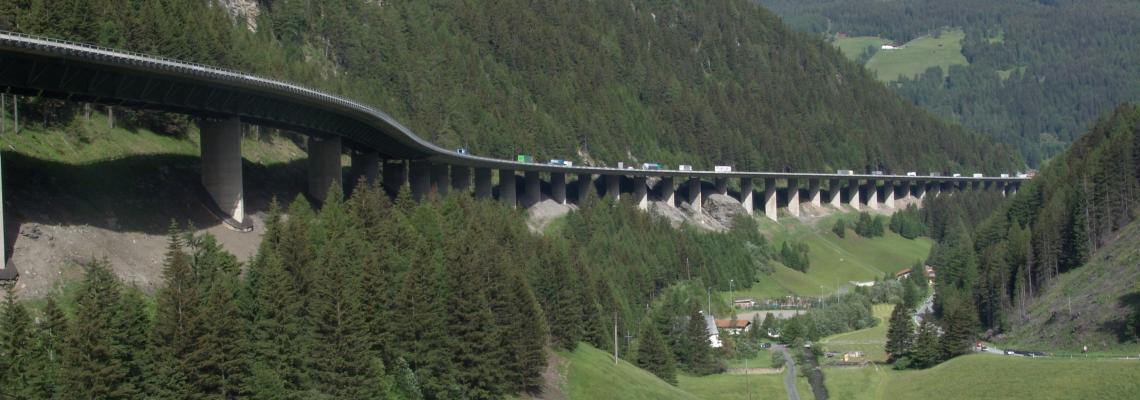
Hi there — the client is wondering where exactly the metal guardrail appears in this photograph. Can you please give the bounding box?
[0,30,1032,182]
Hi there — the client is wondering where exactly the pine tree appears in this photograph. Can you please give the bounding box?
[636,322,677,385]
[885,303,915,363]
[676,307,717,375]
[1,289,35,397]
[114,288,152,397]
[59,260,134,399]
[27,296,67,398]
[150,221,200,398]
[940,295,980,360]
[911,319,942,369]
[189,273,248,398]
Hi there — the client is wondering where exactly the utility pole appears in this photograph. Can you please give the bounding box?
[613,312,619,364]
[13,95,18,134]
[707,287,712,316]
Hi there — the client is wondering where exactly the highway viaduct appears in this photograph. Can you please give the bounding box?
[0,32,1026,274]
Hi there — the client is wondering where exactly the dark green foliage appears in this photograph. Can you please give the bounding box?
[675,308,719,375]
[832,218,847,238]
[59,260,138,399]
[150,222,200,398]
[1,289,36,397]
[885,303,914,363]
[854,212,886,238]
[889,204,927,239]
[762,0,1140,166]
[940,296,980,360]
[910,319,943,369]
[780,240,811,272]
[636,320,677,385]
[4,0,1016,173]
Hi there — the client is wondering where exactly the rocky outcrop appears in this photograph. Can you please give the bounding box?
[216,0,261,31]
[703,193,746,228]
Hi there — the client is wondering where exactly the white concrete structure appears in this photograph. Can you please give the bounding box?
[199,117,248,230]
[307,136,342,203]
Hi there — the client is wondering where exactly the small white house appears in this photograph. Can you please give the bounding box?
[881,44,899,50]
[704,314,723,348]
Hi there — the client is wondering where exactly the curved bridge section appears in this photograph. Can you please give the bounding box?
[0,31,1028,273]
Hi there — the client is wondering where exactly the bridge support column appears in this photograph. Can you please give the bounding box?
[577,174,593,203]
[524,171,541,207]
[808,178,821,207]
[451,166,471,193]
[409,160,432,201]
[307,136,342,203]
[474,168,493,199]
[828,179,842,208]
[764,178,778,221]
[787,179,800,217]
[349,151,380,190]
[199,117,250,231]
[660,177,675,207]
[740,178,754,215]
[383,160,407,195]
[431,163,450,198]
[847,179,861,210]
[605,175,621,200]
[551,173,567,204]
[914,181,926,202]
[499,169,516,207]
[864,180,879,209]
[688,177,702,211]
[714,177,728,195]
[884,180,895,209]
[1008,182,1019,196]
[634,177,648,210]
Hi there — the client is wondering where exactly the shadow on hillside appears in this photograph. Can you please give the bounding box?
[1099,292,1140,343]
[2,150,313,257]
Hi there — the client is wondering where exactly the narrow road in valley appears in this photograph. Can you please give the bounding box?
[775,344,801,400]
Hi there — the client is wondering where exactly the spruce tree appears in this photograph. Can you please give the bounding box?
[114,288,152,397]
[940,295,980,359]
[60,260,134,399]
[911,319,942,369]
[636,322,677,385]
[885,303,915,363]
[189,273,249,398]
[150,221,200,398]
[27,296,67,399]
[676,307,717,375]
[1,289,35,397]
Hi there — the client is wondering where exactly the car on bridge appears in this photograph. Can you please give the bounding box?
[456,147,469,155]
[952,173,962,177]
[641,163,664,170]
[517,154,534,163]
[906,171,917,176]
[972,173,984,178]
[929,172,941,177]
[714,165,733,172]
[871,170,884,175]
[837,169,854,175]
[678,165,693,171]
[549,159,574,167]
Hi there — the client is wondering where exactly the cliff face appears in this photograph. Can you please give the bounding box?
[215,0,261,31]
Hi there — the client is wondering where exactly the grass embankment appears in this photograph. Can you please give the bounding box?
[733,212,931,300]
[820,304,894,363]
[863,28,968,82]
[560,343,812,400]
[825,355,1140,400]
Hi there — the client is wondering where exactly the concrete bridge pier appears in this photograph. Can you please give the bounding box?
[199,117,250,231]
[884,180,896,209]
[864,180,879,209]
[787,179,800,217]
[914,181,926,202]
[524,171,541,207]
[383,160,407,195]
[847,179,861,210]
[995,181,1006,197]
[307,136,342,203]
[408,160,432,201]
[474,168,493,199]
[971,181,982,191]
[688,177,702,211]
[660,177,676,207]
[551,173,567,204]
[349,151,380,189]
[764,178,778,221]
[606,175,621,200]
[431,164,450,198]
[808,178,821,207]
[577,174,592,203]
[451,166,471,193]
[740,178,754,215]
[499,169,516,207]
[1007,182,1019,196]
[634,177,648,210]
[715,177,728,195]
[828,179,843,208]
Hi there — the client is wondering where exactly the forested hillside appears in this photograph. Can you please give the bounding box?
[760,0,1140,166]
[0,0,1017,172]
[905,105,1140,360]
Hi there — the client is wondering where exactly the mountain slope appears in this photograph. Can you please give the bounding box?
[2,0,1018,173]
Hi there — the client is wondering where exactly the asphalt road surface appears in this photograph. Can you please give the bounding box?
[775,344,801,400]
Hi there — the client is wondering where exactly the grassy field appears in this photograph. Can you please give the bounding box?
[559,344,699,400]
[863,28,968,82]
[823,354,1140,400]
[820,304,894,363]
[833,36,890,60]
[677,372,793,400]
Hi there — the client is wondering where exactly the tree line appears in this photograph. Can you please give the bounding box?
[760,0,1140,166]
[0,0,1018,173]
[0,179,780,398]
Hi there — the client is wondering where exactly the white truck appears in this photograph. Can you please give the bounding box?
[714,165,733,173]
[1000,173,1010,178]
[836,169,854,175]
[972,173,984,178]
[906,172,917,176]
[678,165,693,171]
